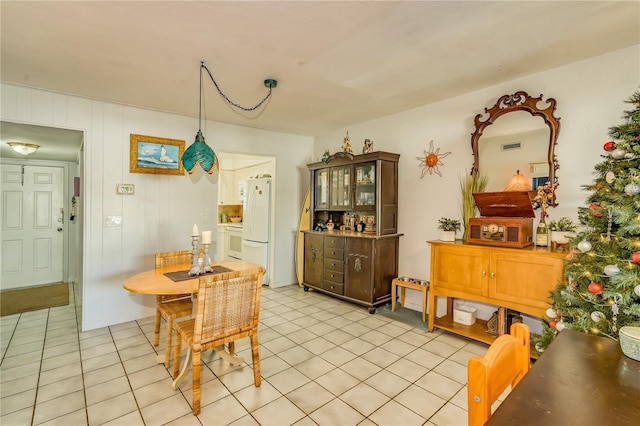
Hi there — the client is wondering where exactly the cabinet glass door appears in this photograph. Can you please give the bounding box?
[315,169,329,209]
[330,166,352,209]
[355,163,375,209]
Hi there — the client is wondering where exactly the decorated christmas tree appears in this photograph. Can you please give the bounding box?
[534,91,640,352]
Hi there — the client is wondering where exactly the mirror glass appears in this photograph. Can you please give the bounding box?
[478,112,549,192]
[471,92,560,206]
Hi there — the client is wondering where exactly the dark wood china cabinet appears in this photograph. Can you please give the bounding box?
[303,151,401,313]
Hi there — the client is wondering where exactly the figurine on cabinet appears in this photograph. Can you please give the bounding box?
[342,132,353,154]
[362,139,374,154]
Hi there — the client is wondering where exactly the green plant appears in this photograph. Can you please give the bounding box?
[547,217,577,232]
[460,172,489,240]
[438,217,461,232]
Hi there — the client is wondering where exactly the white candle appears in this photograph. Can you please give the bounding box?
[201,230,212,244]
[192,224,199,236]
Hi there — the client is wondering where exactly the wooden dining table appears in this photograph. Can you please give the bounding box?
[486,329,640,425]
[124,260,264,389]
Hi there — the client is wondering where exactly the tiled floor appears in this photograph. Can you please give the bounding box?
[1,283,490,425]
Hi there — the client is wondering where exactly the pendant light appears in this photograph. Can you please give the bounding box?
[181,62,277,174]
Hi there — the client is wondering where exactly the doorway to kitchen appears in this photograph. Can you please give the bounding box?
[216,152,275,286]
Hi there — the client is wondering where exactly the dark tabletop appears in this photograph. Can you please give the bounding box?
[487,329,640,425]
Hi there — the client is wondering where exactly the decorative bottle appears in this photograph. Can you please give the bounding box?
[536,211,549,247]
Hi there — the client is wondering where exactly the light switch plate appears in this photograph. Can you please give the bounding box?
[116,184,135,195]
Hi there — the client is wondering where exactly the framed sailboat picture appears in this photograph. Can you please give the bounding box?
[129,134,185,175]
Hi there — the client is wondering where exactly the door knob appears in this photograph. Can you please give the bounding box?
[57,228,63,232]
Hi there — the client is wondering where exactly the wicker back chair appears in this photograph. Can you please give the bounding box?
[467,322,531,426]
[154,250,193,368]
[174,266,265,415]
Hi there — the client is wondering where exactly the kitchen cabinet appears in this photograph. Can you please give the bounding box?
[218,169,240,205]
[303,151,401,312]
[428,240,565,344]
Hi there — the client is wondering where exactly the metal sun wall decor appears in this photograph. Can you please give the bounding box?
[417,140,451,177]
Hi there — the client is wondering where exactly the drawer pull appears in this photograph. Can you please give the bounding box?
[490,272,495,278]
[482,271,487,277]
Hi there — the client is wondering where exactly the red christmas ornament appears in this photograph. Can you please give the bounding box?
[589,203,603,218]
[588,282,603,295]
[603,141,616,151]
[632,252,640,264]
[549,320,557,329]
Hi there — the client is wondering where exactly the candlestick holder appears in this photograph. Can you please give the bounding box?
[202,243,212,273]
[188,235,201,276]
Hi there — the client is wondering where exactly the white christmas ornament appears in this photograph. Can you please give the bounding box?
[577,240,592,252]
[555,322,566,331]
[611,148,626,159]
[625,153,635,159]
[546,308,557,319]
[635,284,640,297]
[591,311,606,322]
[605,171,616,183]
[624,183,640,195]
[604,264,620,276]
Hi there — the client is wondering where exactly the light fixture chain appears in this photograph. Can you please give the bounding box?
[201,63,272,112]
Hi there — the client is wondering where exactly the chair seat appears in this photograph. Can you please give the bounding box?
[158,298,192,319]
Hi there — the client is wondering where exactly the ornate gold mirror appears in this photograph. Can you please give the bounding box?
[471,91,561,206]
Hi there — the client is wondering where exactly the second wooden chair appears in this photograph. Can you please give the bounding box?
[467,322,531,426]
[154,250,193,368]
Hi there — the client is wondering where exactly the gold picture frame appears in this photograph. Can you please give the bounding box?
[129,134,185,175]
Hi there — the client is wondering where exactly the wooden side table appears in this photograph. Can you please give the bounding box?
[391,277,429,322]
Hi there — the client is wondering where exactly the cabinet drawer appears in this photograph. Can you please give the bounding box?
[325,248,344,260]
[324,258,344,272]
[324,270,344,284]
[324,281,344,295]
[324,236,345,250]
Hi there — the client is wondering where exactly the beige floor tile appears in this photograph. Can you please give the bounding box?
[293,356,335,380]
[1,406,33,425]
[83,362,126,388]
[430,401,468,425]
[415,370,465,400]
[80,341,117,360]
[315,369,359,396]
[365,369,411,398]
[101,409,145,426]
[340,357,381,382]
[277,345,314,367]
[340,382,390,417]
[233,381,282,412]
[404,346,446,369]
[251,396,306,426]
[1,387,36,415]
[196,394,250,425]
[87,392,138,425]
[433,359,468,385]
[86,375,131,406]
[36,375,84,404]
[126,364,168,389]
[368,400,426,426]
[81,351,121,373]
[308,397,364,426]
[361,346,400,368]
[394,384,447,419]
[33,389,85,425]
[286,382,334,415]
[264,367,310,395]
[0,373,39,398]
[140,392,192,424]
[40,350,80,372]
[341,337,376,356]
[37,408,88,426]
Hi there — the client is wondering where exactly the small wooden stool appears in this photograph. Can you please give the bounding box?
[391,277,429,323]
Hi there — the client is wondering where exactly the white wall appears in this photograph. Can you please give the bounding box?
[313,45,640,320]
[1,84,314,330]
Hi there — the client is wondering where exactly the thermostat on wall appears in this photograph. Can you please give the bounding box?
[116,184,135,195]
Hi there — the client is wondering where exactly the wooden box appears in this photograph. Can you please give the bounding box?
[468,191,534,248]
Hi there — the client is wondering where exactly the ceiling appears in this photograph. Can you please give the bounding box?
[1,1,638,162]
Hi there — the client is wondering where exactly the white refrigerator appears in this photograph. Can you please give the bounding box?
[242,178,271,285]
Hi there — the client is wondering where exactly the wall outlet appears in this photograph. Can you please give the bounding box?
[104,215,122,227]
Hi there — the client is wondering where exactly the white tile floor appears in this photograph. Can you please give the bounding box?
[1,283,490,425]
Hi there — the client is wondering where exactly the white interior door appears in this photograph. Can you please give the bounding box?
[1,164,64,290]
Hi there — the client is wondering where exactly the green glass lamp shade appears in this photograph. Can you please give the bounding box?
[181,130,219,174]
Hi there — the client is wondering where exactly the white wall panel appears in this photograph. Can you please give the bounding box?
[1,82,313,330]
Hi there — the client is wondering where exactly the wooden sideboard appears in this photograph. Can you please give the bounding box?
[428,240,566,344]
